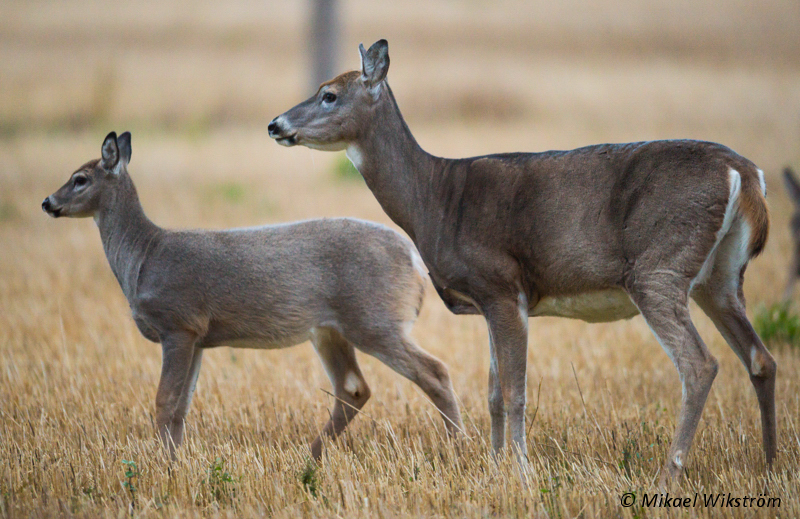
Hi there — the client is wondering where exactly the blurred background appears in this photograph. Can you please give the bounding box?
[2,0,798,163]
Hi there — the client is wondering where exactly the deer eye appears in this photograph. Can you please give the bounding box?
[73,175,89,188]
[321,92,337,104]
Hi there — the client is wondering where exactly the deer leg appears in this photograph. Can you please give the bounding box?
[155,331,201,458]
[310,327,371,460]
[783,255,799,303]
[366,330,464,437]
[693,286,777,468]
[488,337,505,452]
[630,282,718,483]
[483,296,529,463]
[170,347,204,449]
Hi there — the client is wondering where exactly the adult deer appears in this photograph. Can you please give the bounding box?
[783,167,800,301]
[268,39,776,481]
[42,131,463,460]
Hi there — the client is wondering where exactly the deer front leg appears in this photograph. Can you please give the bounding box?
[155,332,202,459]
[171,347,204,449]
[483,295,530,464]
[488,335,505,452]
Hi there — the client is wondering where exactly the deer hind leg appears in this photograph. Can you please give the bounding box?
[356,326,464,438]
[692,244,777,468]
[629,278,718,482]
[310,327,371,460]
[693,286,777,468]
[155,331,203,458]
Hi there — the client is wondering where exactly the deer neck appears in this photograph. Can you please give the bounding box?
[348,84,438,239]
[95,173,161,300]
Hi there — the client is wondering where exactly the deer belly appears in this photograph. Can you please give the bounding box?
[201,326,311,350]
[532,289,639,323]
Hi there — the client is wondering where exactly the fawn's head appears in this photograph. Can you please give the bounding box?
[42,132,131,218]
[268,39,390,151]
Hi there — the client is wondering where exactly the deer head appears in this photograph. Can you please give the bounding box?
[42,132,131,218]
[268,40,390,151]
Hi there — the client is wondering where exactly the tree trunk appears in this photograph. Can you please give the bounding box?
[309,0,339,91]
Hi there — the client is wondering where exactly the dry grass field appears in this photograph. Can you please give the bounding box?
[2,1,800,517]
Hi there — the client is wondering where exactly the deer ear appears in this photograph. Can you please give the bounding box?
[784,167,800,205]
[117,131,132,165]
[101,131,119,171]
[359,39,389,91]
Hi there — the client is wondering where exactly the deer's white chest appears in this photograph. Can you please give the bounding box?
[531,289,639,323]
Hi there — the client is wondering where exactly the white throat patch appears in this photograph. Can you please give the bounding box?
[346,145,364,170]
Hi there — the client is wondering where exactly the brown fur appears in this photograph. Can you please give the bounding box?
[317,71,360,94]
[269,39,777,482]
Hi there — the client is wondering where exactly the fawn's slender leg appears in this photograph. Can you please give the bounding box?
[310,328,371,460]
[170,347,204,449]
[366,330,463,436]
[155,331,201,458]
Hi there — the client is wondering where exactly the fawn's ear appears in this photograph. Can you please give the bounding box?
[117,132,132,166]
[100,132,120,171]
[359,39,389,94]
[784,167,800,206]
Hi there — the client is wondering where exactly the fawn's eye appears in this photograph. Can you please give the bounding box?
[73,175,88,188]
[322,92,337,104]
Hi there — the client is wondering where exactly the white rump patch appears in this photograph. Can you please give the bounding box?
[690,168,742,291]
[532,289,639,323]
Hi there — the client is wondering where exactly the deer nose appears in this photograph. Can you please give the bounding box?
[268,118,280,136]
[42,197,51,212]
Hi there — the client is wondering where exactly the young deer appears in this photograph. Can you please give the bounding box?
[42,131,463,459]
[783,167,800,301]
[269,39,776,481]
